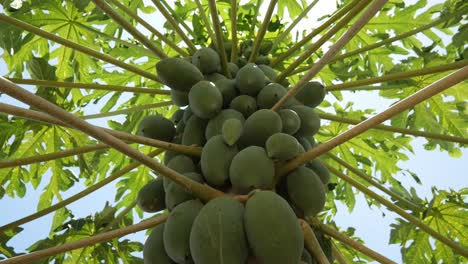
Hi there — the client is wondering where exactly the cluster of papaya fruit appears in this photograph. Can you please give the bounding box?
[135,43,331,263]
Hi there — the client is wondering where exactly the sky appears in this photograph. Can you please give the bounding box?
[0,0,467,263]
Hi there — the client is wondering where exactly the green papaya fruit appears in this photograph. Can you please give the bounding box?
[137,115,176,142]
[188,81,222,119]
[278,109,301,135]
[227,62,239,78]
[229,146,274,194]
[171,89,189,106]
[137,178,166,213]
[164,135,182,165]
[171,109,185,125]
[244,191,304,264]
[205,109,245,141]
[144,223,175,264]
[200,135,238,186]
[192,47,221,74]
[259,40,273,55]
[182,115,208,146]
[243,46,252,59]
[156,58,203,92]
[239,109,282,147]
[204,72,226,82]
[176,119,186,135]
[214,79,238,108]
[164,199,203,263]
[296,136,312,151]
[236,57,247,68]
[255,55,270,65]
[164,155,196,188]
[266,133,302,161]
[258,64,277,81]
[222,118,243,146]
[306,159,330,185]
[235,63,266,96]
[289,105,320,137]
[229,95,257,118]
[165,172,204,210]
[256,83,287,109]
[182,106,193,122]
[295,81,326,108]
[287,166,326,217]
[190,197,248,264]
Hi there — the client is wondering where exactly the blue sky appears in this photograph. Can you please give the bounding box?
[1,0,467,263]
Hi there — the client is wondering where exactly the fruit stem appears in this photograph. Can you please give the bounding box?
[150,0,197,53]
[0,215,168,264]
[229,0,239,62]
[0,103,203,157]
[106,0,190,57]
[0,14,161,83]
[269,0,362,68]
[270,0,319,52]
[308,218,397,264]
[271,0,384,111]
[331,243,348,264]
[299,219,331,264]
[248,0,278,63]
[326,60,468,91]
[207,0,232,78]
[193,0,217,46]
[326,153,423,213]
[319,112,468,144]
[82,101,173,120]
[326,166,468,258]
[0,149,163,233]
[276,66,468,177]
[274,0,372,83]
[6,78,171,95]
[91,0,168,59]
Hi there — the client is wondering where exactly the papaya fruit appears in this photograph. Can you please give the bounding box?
[190,197,248,264]
[137,178,166,213]
[256,83,287,109]
[296,136,313,151]
[265,133,302,161]
[137,115,176,142]
[255,55,270,65]
[278,109,301,135]
[182,106,193,122]
[205,109,245,140]
[244,191,304,264]
[259,40,273,55]
[156,58,203,92]
[176,119,186,135]
[170,89,189,107]
[165,172,204,210]
[188,81,222,119]
[192,47,220,74]
[242,46,252,59]
[227,62,239,78]
[229,146,274,194]
[235,63,265,96]
[164,135,182,165]
[204,72,226,82]
[289,105,321,137]
[222,118,243,146]
[182,115,208,146]
[258,64,277,81]
[164,199,203,263]
[144,223,175,264]
[200,135,238,186]
[229,95,257,118]
[306,159,330,185]
[287,166,326,217]
[239,109,282,147]
[236,57,247,68]
[214,79,238,108]
[171,109,185,125]
[164,155,196,188]
[295,81,326,108]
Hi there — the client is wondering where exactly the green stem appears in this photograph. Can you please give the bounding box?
[91,0,167,59]
[230,0,239,62]
[327,60,468,91]
[274,0,372,83]
[1,215,168,264]
[325,166,468,258]
[326,153,422,213]
[248,0,263,38]
[270,0,319,51]
[319,112,468,144]
[7,78,170,95]
[208,0,231,78]
[0,149,163,233]
[160,0,196,38]
[81,101,172,120]
[0,143,108,169]
[248,0,278,63]
[0,15,161,82]
[150,0,197,53]
[270,0,361,68]
[106,0,189,57]
[271,0,382,111]
[194,0,217,46]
